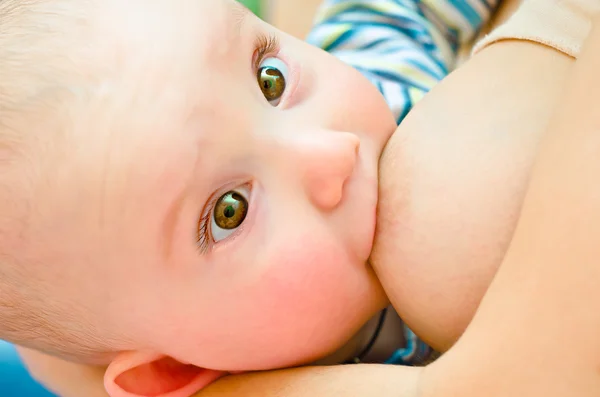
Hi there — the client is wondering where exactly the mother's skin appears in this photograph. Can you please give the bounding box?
[372,18,574,352]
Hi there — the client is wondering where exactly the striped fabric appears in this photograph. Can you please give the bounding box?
[307,0,500,123]
[306,0,500,366]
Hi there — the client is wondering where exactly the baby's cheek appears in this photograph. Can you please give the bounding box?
[170,232,381,371]
[264,238,344,301]
[244,236,366,362]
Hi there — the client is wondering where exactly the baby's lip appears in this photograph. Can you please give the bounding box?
[356,148,379,196]
[346,150,379,261]
[340,150,364,203]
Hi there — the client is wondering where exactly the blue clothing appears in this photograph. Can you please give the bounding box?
[307,0,500,123]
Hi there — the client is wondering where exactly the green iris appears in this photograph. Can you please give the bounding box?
[214,192,248,230]
[257,66,286,102]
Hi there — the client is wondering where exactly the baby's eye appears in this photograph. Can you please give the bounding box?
[257,57,288,106]
[211,187,249,242]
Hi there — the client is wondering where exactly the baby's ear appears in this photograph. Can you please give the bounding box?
[104,351,225,397]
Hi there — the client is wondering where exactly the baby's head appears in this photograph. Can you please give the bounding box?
[0,0,396,394]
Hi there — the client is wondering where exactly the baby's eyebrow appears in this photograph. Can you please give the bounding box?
[231,1,250,34]
[199,1,249,63]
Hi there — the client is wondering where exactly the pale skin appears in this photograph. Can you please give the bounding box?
[3,0,389,394]
[6,0,392,365]
[20,21,600,396]
[8,0,600,395]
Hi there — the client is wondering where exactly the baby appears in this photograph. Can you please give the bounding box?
[3,0,599,396]
[0,0,498,395]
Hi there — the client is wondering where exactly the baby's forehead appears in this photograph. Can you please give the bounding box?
[2,0,247,134]
[86,0,251,131]
[92,0,245,68]
[4,0,245,83]
[1,0,249,183]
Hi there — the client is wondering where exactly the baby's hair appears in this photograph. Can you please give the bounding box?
[0,0,123,363]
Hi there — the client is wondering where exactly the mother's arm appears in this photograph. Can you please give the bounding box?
[197,365,421,397]
[17,347,422,397]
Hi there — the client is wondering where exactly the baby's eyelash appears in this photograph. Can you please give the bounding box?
[197,196,219,254]
[253,33,281,70]
[195,37,277,254]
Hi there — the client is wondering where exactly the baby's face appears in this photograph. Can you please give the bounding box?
[14,0,396,370]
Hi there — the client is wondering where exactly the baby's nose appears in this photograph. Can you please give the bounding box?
[289,131,360,211]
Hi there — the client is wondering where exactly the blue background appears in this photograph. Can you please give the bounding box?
[0,341,55,397]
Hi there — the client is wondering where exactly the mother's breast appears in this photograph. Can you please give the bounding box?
[370,40,573,352]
